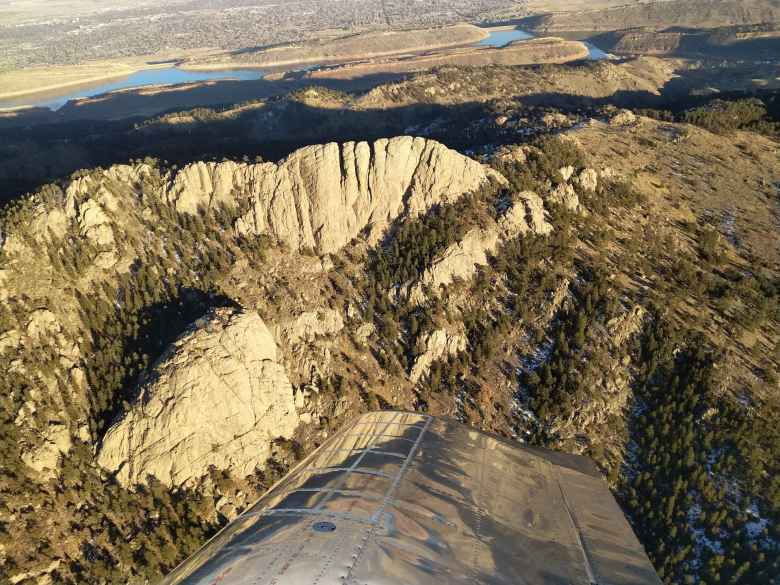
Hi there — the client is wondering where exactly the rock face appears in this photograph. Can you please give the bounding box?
[98,308,299,488]
[166,137,498,254]
[410,328,468,383]
[407,192,553,304]
[408,228,501,304]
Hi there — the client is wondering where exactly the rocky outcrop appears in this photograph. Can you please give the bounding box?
[609,109,638,127]
[167,137,499,254]
[21,424,71,478]
[607,305,646,347]
[550,182,581,213]
[577,168,599,193]
[98,308,299,488]
[278,309,345,346]
[408,228,501,304]
[410,328,468,383]
[500,192,553,237]
[407,192,553,304]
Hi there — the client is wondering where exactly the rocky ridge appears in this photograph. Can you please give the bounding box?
[406,185,567,305]
[0,135,496,483]
[167,136,499,254]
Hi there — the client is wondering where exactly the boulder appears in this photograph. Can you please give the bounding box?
[98,308,299,488]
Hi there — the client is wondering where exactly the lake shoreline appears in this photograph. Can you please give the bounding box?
[0,26,611,112]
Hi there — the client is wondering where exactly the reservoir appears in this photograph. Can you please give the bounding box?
[477,26,610,60]
[0,67,265,111]
[1,28,609,112]
[476,28,534,48]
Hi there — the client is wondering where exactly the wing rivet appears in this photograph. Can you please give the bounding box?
[312,521,337,533]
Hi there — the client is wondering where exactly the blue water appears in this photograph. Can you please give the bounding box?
[476,28,534,48]
[477,27,610,61]
[585,42,610,60]
[3,30,609,112]
[1,67,265,111]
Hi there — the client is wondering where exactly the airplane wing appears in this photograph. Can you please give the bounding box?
[160,411,662,585]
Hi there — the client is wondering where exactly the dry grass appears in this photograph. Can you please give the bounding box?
[183,24,490,71]
[308,37,590,80]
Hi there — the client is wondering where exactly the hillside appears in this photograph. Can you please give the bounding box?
[0,66,779,585]
[523,0,780,32]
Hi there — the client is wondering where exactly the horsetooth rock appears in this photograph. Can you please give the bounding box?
[166,136,501,254]
[98,308,299,488]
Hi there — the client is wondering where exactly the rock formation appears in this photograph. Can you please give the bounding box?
[277,309,345,346]
[550,182,582,213]
[410,328,468,383]
[407,192,553,304]
[166,136,499,254]
[500,192,554,237]
[98,308,299,488]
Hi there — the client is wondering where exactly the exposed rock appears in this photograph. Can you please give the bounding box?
[278,309,345,345]
[0,330,21,355]
[410,328,468,383]
[500,192,553,237]
[607,305,647,347]
[578,168,599,193]
[550,182,581,212]
[609,109,638,127]
[558,165,575,182]
[98,308,299,488]
[22,424,71,477]
[407,191,555,304]
[168,137,498,254]
[493,145,528,165]
[408,228,501,305]
[26,310,60,342]
[77,199,115,248]
[355,323,376,345]
[543,112,572,128]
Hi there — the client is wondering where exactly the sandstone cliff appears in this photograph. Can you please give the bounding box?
[98,308,299,488]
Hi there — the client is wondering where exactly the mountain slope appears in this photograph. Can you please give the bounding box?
[0,98,778,584]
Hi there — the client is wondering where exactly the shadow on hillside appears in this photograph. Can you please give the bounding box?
[0,62,777,205]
